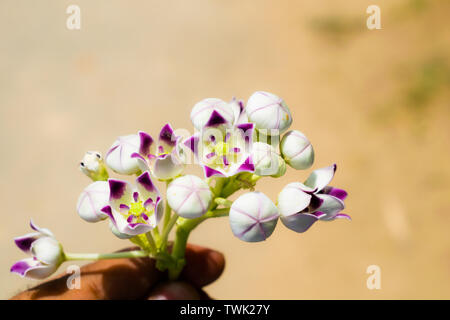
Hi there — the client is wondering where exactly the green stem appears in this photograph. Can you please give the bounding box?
[160,213,179,250]
[167,208,228,280]
[65,250,149,261]
[145,232,157,253]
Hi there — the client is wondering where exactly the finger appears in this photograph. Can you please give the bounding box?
[12,249,160,300]
[147,281,201,300]
[182,244,225,288]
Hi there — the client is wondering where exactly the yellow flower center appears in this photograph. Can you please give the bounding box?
[214,141,230,157]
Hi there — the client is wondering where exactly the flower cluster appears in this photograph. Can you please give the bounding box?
[11,90,349,281]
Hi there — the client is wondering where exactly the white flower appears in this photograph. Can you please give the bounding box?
[76,181,110,223]
[280,130,314,170]
[246,91,292,135]
[229,192,279,242]
[11,221,64,279]
[278,164,350,233]
[105,134,141,175]
[102,172,163,236]
[132,125,185,181]
[167,175,213,219]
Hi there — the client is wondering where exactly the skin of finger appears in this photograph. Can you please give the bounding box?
[181,244,226,288]
[11,257,160,300]
[11,244,224,300]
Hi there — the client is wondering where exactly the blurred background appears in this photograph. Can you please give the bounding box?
[1,0,449,299]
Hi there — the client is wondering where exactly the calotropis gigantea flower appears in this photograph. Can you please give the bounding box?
[131,124,185,180]
[11,221,64,279]
[105,134,142,175]
[229,192,279,242]
[101,171,163,236]
[251,142,285,176]
[280,130,314,170]
[80,151,109,181]
[167,175,213,218]
[184,111,256,178]
[278,164,350,233]
[76,181,109,223]
[246,91,293,135]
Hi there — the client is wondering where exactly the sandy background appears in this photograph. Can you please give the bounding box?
[1,0,449,299]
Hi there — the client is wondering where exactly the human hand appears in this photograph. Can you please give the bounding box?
[11,244,225,300]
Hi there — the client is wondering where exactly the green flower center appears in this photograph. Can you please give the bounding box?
[214,141,230,157]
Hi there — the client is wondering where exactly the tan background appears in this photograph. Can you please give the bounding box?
[1,0,449,299]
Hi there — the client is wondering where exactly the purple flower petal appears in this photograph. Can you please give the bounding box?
[138,131,154,156]
[143,197,154,210]
[14,234,40,253]
[205,110,228,127]
[206,152,216,159]
[322,186,348,201]
[184,134,199,156]
[101,205,115,224]
[108,179,129,200]
[158,123,178,153]
[136,171,159,200]
[236,156,255,174]
[119,204,130,213]
[203,165,226,178]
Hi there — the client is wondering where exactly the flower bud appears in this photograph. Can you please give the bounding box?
[280,130,314,170]
[229,192,279,242]
[80,151,109,181]
[167,175,213,219]
[77,181,109,222]
[251,142,280,176]
[190,98,235,130]
[31,237,63,267]
[246,91,292,134]
[105,134,141,175]
[271,155,286,177]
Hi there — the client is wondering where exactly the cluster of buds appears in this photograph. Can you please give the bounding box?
[11,90,349,281]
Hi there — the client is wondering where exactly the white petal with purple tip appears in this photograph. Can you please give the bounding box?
[314,194,345,221]
[136,171,159,202]
[108,179,133,212]
[152,152,184,180]
[11,257,58,280]
[304,164,336,192]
